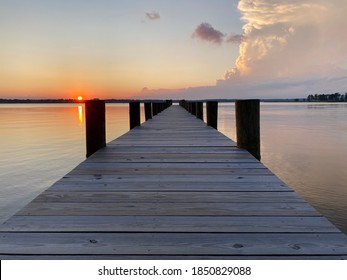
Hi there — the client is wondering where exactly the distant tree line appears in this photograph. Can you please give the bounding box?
[0,98,79,104]
[307,93,347,102]
[0,98,177,104]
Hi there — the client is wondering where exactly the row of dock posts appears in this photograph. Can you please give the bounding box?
[85,100,172,157]
[85,99,260,161]
[179,99,261,161]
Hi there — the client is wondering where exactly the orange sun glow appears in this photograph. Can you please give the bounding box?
[77,96,83,101]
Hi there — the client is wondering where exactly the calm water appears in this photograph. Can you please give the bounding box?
[0,103,346,234]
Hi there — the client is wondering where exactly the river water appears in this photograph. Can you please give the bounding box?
[0,103,346,233]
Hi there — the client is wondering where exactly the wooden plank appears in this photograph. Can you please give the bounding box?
[107,141,235,147]
[2,216,339,233]
[59,174,285,183]
[68,168,273,175]
[95,146,247,154]
[116,133,232,138]
[48,180,291,192]
[88,153,259,163]
[33,191,304,203]
[1,233,347,256]
[16,202,319,216]
[76,162,267,169]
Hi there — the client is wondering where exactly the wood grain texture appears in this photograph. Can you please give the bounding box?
[2,216,339,233]
[32,191,304,203]
[1,233,347,256]
[1,105,346,259]
[16,202,319,216]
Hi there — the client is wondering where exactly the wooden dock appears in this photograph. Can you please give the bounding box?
[1,105,347,259]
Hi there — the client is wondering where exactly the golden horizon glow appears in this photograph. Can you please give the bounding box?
[0,1,239,100]
[77,96,83,101]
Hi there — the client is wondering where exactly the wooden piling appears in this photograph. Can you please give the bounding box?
[235,99,261,161]
[85,99,106,158]
[196,102,203,120]
[144,103,152,121]
[180,100,188,111]
[152,103,159,116]
[206,101,218,129]
[191,102,197,116]
[129,102,141,129]
[165,100,172,109]
[187,102,192,114]
[160,103,164,113]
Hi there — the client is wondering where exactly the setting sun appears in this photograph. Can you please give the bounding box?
[77,96,83,101]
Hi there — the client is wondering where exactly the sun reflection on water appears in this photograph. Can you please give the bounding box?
[78,105,83,123]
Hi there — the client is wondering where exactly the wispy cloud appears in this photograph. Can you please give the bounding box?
[145,11,160,21]
[226,33,245,44]
[192,23,225,44]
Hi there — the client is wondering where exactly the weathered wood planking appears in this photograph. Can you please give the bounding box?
[1,105,347,259]
[47,180,290,192]
[32,191,304,203]
[2,216,339,233]
[1,233,347,256]
[15,202,318,216]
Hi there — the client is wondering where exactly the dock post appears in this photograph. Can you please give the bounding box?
[235,99,261,161]
[181,100,188,111]
[187,102,192,114]
[85,99,106,158]
[144,102,152,121]
[129,101,141,129]
[160,102,164,113]
[165,100,172,109]
[179,100,183,109]
[191,102,197,116]
[196,102,203,120]
[152,103,157,116]
[206,101,218,129]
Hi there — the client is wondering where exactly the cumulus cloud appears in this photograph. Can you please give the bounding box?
[145,11,160,20]
[224,0,347,81]
[143,1,347,99]
[192,23,226,44]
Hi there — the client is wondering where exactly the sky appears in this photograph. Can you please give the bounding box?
[1,0,347,99]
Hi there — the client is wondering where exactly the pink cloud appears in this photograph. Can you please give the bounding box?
[192,23,225,44]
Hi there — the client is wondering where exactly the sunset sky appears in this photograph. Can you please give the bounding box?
[1,0,347,99]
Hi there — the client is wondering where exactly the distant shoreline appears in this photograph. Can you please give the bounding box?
[0,98,306,104]
[0,98,165,104]
[1,98,347,104]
